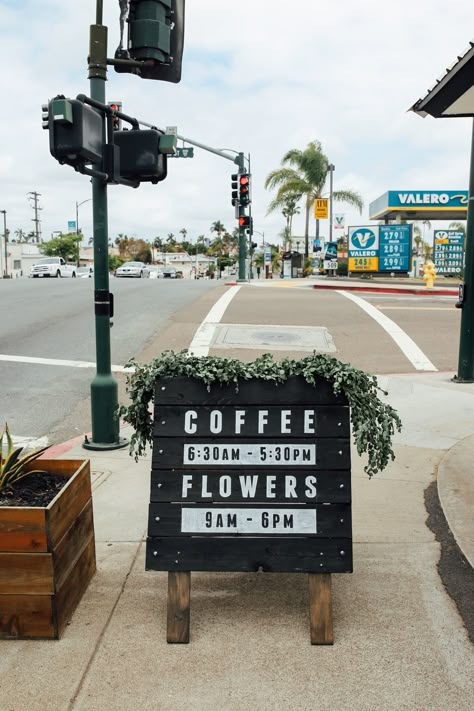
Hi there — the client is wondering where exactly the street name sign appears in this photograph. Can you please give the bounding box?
[169,147,194,158]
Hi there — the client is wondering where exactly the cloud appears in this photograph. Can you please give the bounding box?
[0,0,472,244]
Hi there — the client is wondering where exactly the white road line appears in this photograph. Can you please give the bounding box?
[0,354,134,373]
[337,290,438,372]
[188,285,241,356]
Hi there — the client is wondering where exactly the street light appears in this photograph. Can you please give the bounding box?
[328,164,335,245]
[0,210,8,278]
[76,199,93,237]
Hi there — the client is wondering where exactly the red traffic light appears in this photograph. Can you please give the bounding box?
[239,216,250,227]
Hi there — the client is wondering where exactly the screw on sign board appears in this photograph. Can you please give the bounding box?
[147,376,352,644]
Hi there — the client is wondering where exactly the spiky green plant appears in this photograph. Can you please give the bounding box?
[0,423,49,493]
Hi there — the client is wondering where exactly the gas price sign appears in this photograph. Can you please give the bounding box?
[379,225,411,272]
[146,377,353,574]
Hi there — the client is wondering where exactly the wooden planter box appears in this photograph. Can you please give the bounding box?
[0,459,96,639]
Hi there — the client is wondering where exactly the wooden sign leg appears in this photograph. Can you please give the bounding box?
[309,573,334,645]
[167,571,191,644]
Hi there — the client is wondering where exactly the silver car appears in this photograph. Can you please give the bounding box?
[115,261,150,278]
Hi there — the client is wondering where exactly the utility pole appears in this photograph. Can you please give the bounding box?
[83,0,127,451]
[28,192,42,242]
[0,210,8,278]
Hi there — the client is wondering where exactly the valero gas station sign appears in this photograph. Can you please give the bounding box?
[369,190,468,221]
[348,225,412,273]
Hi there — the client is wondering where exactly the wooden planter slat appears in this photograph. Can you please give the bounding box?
[0,553,54,595]
[0,459,96,639]
[0,508,48,552]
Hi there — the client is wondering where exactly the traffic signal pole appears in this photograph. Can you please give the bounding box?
[84,2,127,450]
[137,121,249,281]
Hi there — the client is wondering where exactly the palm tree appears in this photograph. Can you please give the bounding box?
[179,228,188,246]
[413,226,423,256]
[449,221,466,238]
[210,221,225,240]
[166,233,176,252]
[14,228,26,243]
[281,193,301,247]
[265,140,363,256]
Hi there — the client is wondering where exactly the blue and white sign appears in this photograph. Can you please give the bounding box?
[434,230,464,275]
[348,227,379,256]
[379,225,411,272]
[67,220,76,233]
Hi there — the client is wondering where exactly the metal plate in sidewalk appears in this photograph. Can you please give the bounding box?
[211,324,336,352]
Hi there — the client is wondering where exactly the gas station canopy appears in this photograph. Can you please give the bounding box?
[369,190,468,221]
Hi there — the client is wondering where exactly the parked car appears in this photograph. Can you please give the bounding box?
[148,266,165,279]
[115,261,150,278]
[162,267,177,279]
[29,257,77,278]
[77,266,94,278]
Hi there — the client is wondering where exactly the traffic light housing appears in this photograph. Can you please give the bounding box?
[108,102,122,131]
[116,0,185,83]
[239,215,250,228]
[252,242,258,249]
[42,97,102,167]
[231,173,239,206]
[113,128,168,184]
[239,173,251,206]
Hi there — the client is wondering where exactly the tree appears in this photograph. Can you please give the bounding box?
[14,229,26,243]
[281,193,301,248]
[125,238,152,263]
[413,226,423,256]
[179,228,188,243]
[196,234,207,254]
[449,221,466,237]
[210,221,225,240]
[265,140,363,257]
[40,232,81,263]
[165,233,176,252]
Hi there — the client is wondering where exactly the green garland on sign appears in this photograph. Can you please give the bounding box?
[118,351,402,478]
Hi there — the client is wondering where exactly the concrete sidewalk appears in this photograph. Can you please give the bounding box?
[1,372,473,711]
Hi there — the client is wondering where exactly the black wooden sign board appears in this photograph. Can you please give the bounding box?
[146,376,353,574]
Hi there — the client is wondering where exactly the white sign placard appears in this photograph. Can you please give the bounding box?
[181,507,317,534]
[183,443,316,466]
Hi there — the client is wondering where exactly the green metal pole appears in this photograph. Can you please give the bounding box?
[455,118,474,382]
[84,4,127,449]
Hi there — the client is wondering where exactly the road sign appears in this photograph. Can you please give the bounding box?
[433,230,464,274]
[147,376,352,573]
[169,147,194,158]
[314,198,328,219]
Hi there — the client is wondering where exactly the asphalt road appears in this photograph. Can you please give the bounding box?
[0,277,220,444]
[0,278,462,446]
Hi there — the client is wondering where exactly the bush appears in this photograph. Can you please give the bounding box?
[336,260,348,276]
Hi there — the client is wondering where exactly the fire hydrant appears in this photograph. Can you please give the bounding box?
[423,261,436,289]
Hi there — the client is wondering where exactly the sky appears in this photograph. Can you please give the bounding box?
[0,0,473,248]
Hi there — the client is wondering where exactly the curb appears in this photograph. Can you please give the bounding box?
[312,284,458,296]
